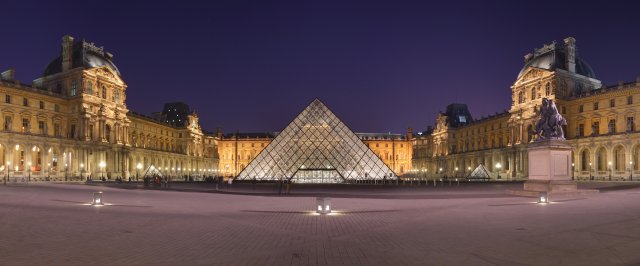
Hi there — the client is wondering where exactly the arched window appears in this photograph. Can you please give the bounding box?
[580,149,590,171]
[114,89,120,104]
[545,83,550,96]
[105,125,111,143]
[614,146,625,171]
[518,91,524,103]
[531,88,536,100]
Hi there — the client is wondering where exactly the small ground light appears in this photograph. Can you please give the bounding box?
[92,192,104,206]
[316,197,331,214]
[538,191,548,204]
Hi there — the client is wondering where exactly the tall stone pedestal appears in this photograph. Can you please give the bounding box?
[524,139,577,192]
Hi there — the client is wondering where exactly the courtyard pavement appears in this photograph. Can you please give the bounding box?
[1,182,640,265]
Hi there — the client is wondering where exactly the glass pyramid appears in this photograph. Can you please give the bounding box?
[236,99,396,183]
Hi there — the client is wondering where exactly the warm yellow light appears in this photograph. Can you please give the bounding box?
[80,163,84,168]
[99,161,106,168]
[136,163,142,170]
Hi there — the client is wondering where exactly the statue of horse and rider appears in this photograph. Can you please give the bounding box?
[534,98,567,140]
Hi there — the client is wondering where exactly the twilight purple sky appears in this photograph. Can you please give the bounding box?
[1,1,640,134]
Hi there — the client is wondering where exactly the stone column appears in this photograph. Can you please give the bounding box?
[99,119,106,142]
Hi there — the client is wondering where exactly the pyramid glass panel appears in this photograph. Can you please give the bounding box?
[236,99,396,183]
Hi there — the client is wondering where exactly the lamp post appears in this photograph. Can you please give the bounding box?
[80,163,84,181]
[454,167,458,178]
[589,162,593,180]
[136,163,142,181]
[27,162,31,182]
[64,163,68,181]
[99,161,106,180]
[630,161,634,181]
[495,162,502,180]
[47,163,50,181]
[571,163,575,180]
[608,161,612,181]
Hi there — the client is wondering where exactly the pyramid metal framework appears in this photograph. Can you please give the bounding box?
[466,164,491,181]
[236,99,396,183]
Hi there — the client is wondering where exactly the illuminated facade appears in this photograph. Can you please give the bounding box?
[413,37,640,181]
[0,36,218,182]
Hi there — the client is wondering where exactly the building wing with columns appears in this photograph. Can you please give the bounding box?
[412,37,640,181]
[0,36,218,181]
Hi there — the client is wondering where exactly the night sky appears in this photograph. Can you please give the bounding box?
[2,1,640,134]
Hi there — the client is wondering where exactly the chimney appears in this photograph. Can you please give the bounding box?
[1,68,15,81]
[563,37,576,73]
[61,35,74,72]
[406,127,413,139]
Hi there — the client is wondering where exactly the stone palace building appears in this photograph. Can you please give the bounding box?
[0,36,218,181]
[2,35,637,182]
[412,37,640,181]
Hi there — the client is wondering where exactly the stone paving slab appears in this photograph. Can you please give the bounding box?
[1,183,640,265]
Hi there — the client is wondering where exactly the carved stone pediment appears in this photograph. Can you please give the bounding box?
[516,68,548,85]
[92,67,124,85]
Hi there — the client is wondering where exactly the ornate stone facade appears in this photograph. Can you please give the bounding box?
[0,36,218,182]
[412,37,640,181]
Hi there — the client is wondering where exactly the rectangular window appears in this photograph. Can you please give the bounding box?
[22,98,28,107]
[610,99,615,107]
[594,102,599,110]
[54,104,60,112]
[38,121,45,134]
[4,95,9,104]
[70,80,77,96]
[578,124,584,137]
[102,87,107,99]
[87,81,93,95]
[54,123,60,137]
[609,119,616,134]
[592,122,599,136]
[578,105,584,113]
[562,106,566,114]
[628,96,633,105]
[627,117,635,132]
[39,101,44,109]
[4,116,11,131]
[22,118,29,133]
[70,124,76,138]
[89,125,94,140]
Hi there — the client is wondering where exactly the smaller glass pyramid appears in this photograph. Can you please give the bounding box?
[236,99,396,183]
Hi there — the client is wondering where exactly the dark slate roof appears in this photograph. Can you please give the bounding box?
[43,39,120,76]
[517,42,595,79]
